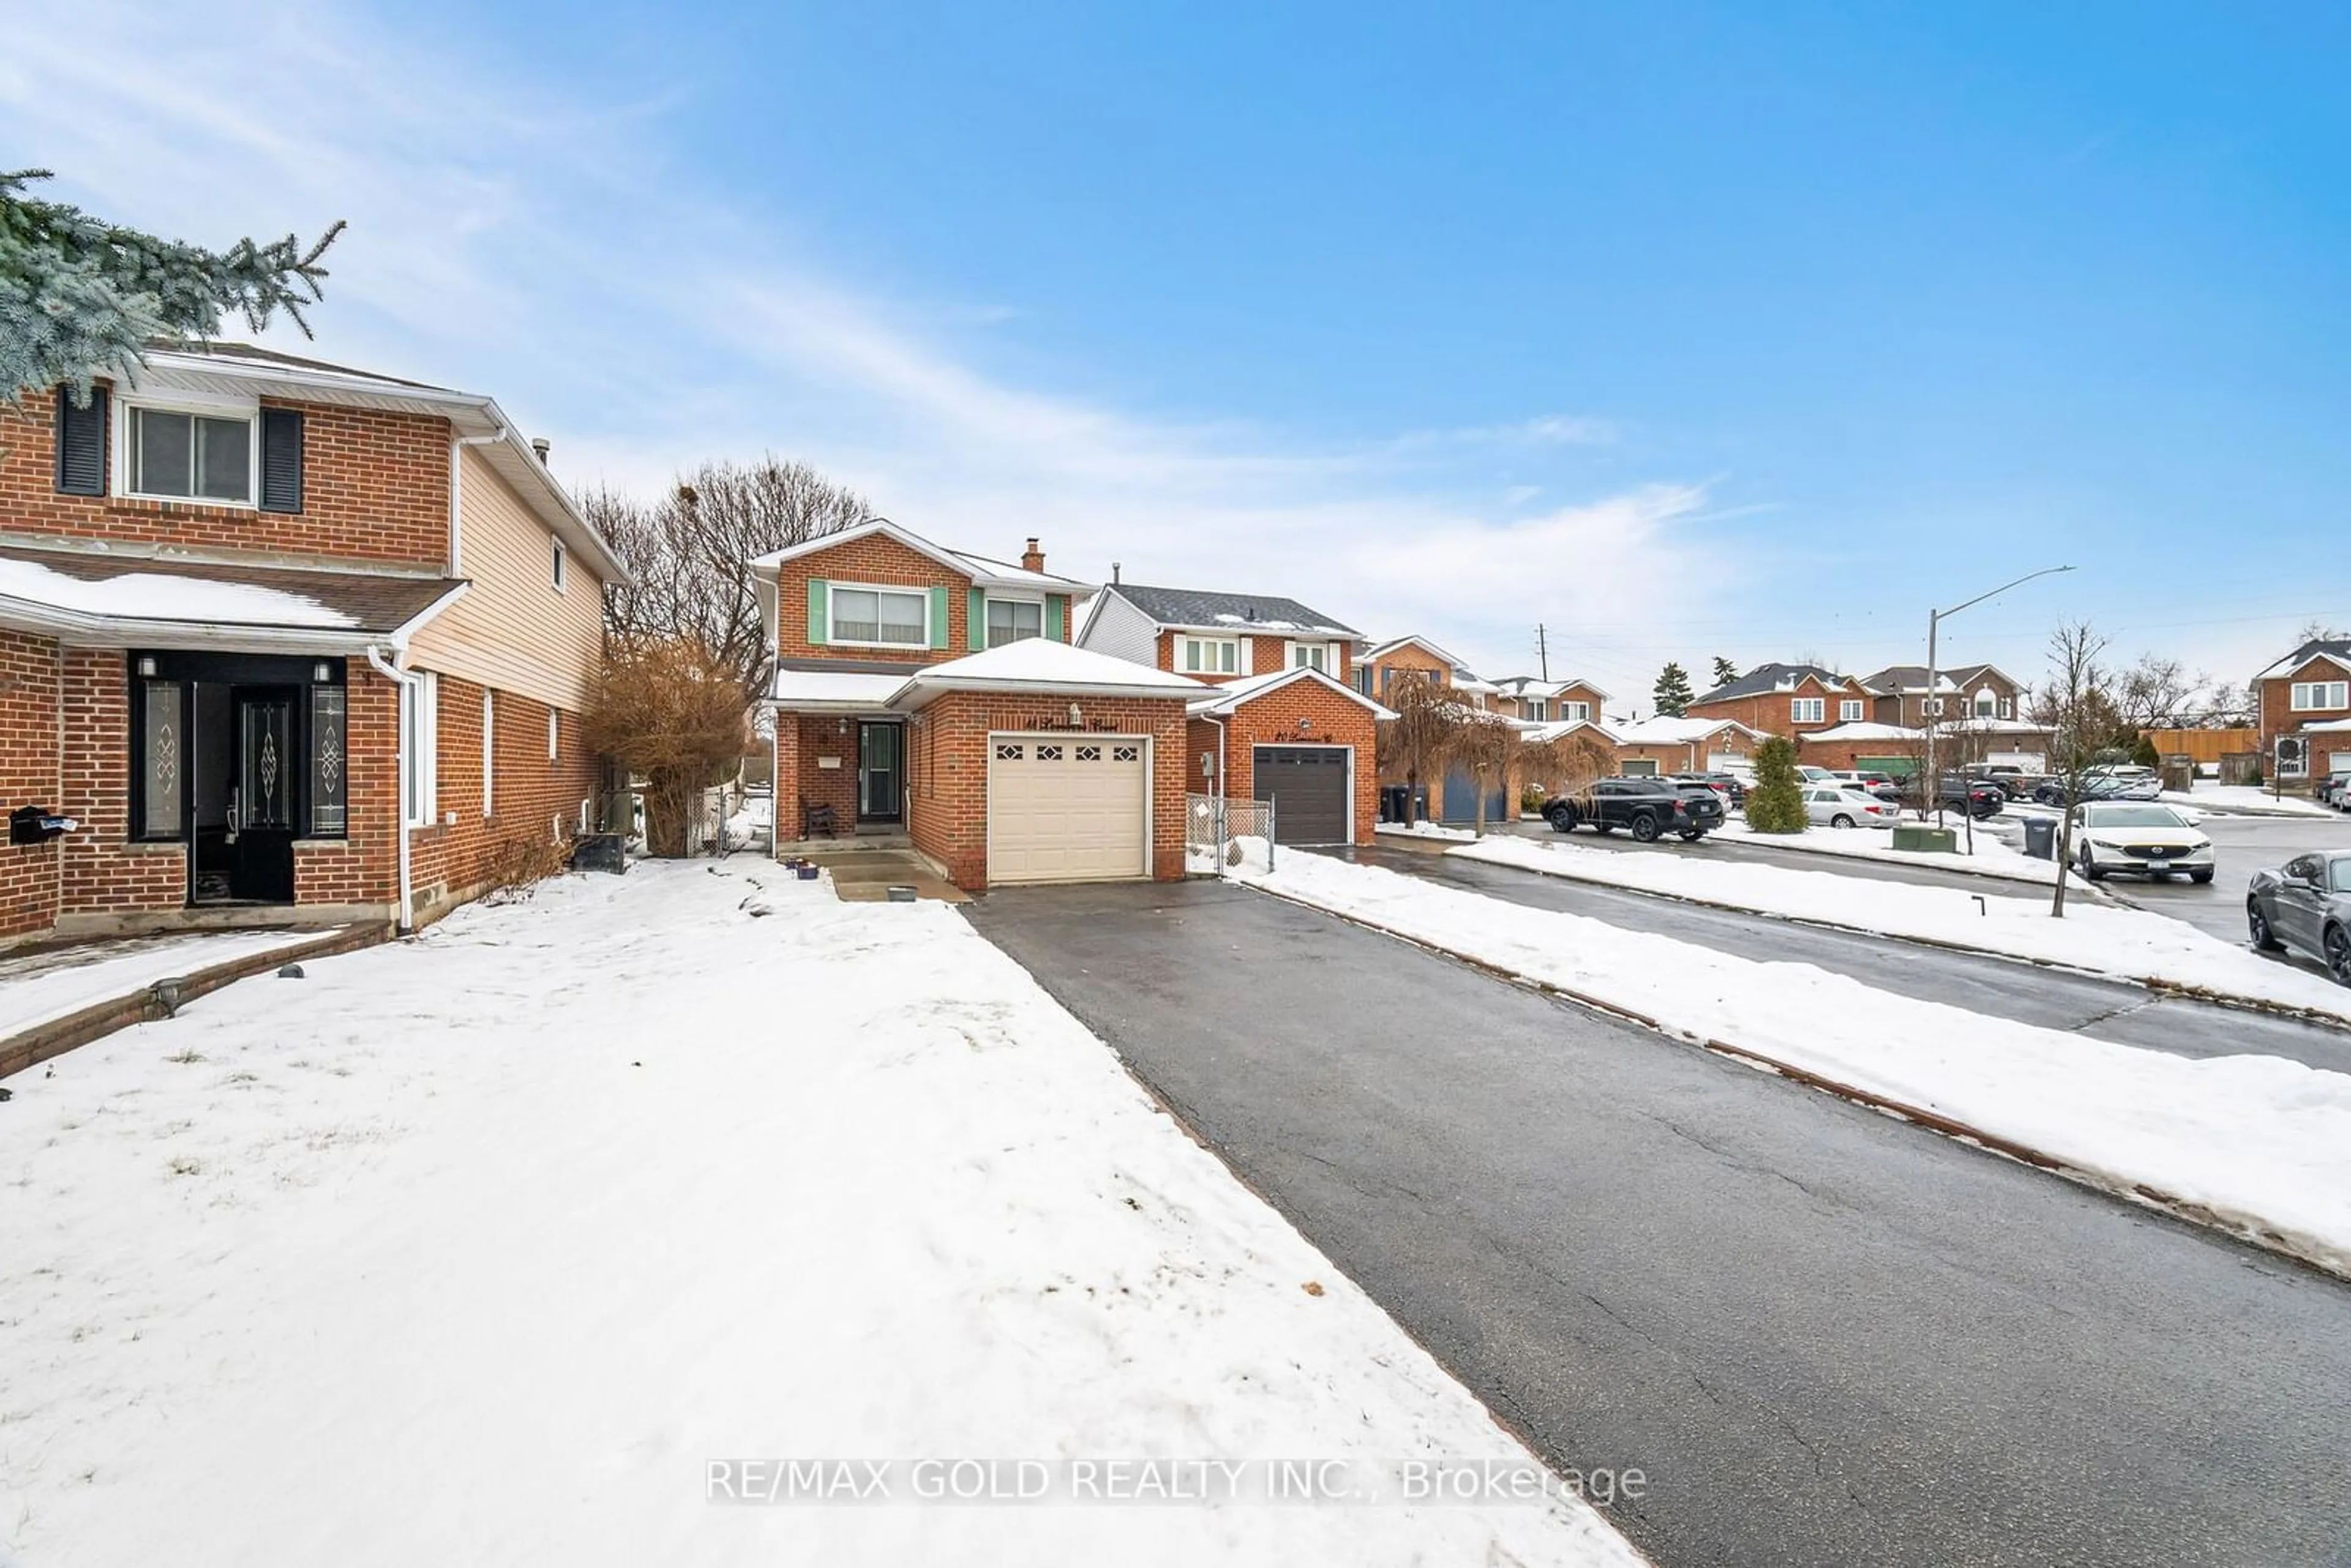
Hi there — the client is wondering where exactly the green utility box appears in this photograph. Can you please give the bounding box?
[1889,823,1958,854]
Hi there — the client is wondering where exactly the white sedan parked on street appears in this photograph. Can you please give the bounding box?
[2069,802,2215,883]
[1803,786,1896,828]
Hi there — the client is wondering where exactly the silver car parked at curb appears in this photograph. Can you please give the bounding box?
[2248,852,2351,986]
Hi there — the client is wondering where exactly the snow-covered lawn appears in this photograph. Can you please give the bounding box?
[1233,852,2351,1277]
[2164,786,2339,819]
[1452,833,2351,1022]
[0,861,1640,1568]
[1709,816,2068,887]
[0,929,325,1041]
[1374,820,1478,842]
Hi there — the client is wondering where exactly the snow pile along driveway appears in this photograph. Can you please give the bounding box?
[1708,816,2068,886]
[0,863,1641,1568]
[1455,833,2351,1021]
[1235,852,2351,1277]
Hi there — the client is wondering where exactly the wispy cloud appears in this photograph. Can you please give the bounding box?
[0,0,1728,691]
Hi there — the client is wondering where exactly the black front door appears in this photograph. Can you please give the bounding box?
[231,688,298,902]
[858,721,904,822]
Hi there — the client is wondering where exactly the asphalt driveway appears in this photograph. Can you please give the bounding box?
[966,880,2351,1568]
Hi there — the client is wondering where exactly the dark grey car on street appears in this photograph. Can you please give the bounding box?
[2248,851,2351,985]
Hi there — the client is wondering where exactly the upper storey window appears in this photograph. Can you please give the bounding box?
[129,407,254,505]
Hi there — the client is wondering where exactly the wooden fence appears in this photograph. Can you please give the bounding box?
[2148,728,2258,766]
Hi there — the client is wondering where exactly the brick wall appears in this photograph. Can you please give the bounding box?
[1687,677,1870,740]
[294,664,401,911]
[1188,683,1379,844]
[1155,628,1353,685]
[906,691,1188,889]
[58,650,186,915]
[0,629,63,939]
[773,533,1073,664]
[2,388,451,566]
[406,670,602,921]
[1364,643,1451,703]
[2259,658,2351,779]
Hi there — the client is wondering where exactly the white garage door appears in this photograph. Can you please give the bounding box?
[1706,750,1747,771]
[986,733,1150,885]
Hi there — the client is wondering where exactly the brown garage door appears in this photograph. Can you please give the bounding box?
[1253,746,1351,845]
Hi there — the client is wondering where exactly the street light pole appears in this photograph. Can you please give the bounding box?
[1922,564,2075,828]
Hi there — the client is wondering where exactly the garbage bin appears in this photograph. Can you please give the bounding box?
[2022,817,2057,861]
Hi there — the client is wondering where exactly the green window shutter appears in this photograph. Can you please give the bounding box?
[929,586,950,650]
[806,579,828,646]
[1046,595,1067,641]
[968,588,986,650]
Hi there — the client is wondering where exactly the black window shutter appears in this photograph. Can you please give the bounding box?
[259,408,305,512]
[53,384,107,496]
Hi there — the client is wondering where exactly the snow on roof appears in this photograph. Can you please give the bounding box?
[767,668,909,710]
[752,521,1086,590]
[1105,583,1360,638]
[1524,717,1622,745]
[1613,715,1764,746]
[889,637,1204,708]
[1185,666,1395,720]
[1362,633,1469,669]
[2295,717,2351,733]
[0,552,360,628]
[1798,721,1920,743]
[2255,642,2351,682]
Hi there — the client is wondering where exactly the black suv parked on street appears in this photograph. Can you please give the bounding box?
[1546,778,1723,842]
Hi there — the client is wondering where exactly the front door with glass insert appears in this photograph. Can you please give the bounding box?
[231,687,299,903]
[857,721,904,822]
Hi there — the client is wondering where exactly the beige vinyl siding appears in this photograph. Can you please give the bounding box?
[408,446,604,711]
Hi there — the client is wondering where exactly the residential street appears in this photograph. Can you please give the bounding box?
[967,879,2351,1568]
[1338,842,2351,1075]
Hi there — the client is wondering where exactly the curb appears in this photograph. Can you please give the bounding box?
[1445,846,2351,1032]
[0,923,391,1082]
[1237,877,2349,1285]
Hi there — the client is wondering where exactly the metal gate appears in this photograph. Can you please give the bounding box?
[1185,792,1274,873]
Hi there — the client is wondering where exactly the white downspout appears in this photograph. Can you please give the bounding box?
[366,643,420,935]
[1201,713,1228,869]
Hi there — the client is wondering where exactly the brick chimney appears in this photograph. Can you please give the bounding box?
[1021,536,1045,574]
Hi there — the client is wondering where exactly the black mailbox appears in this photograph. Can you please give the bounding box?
[9,806,78,845]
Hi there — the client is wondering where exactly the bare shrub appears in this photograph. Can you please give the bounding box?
[584,640,748,857]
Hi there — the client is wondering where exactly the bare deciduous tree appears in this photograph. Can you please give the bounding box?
[588,456,872,707]
[2117,654,2202,734]
[583,640,750,857]
[2033,621,2117,918]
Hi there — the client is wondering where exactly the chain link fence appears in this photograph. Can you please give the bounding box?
[1185,792,1274,874]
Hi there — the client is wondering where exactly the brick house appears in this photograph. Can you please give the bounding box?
[1183,668,1392,846]
[1606,716,1766,776]
[0,344,618,946]
[1859,662,2026,728]
[1076,581,1362,685]
[1686,662,1874,741]
[1490,675,1610,726]
[2253,637,2351,785]
[1077,583,1385,846]
[754,522,1205,888]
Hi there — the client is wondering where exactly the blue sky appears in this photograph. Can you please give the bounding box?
[6,1,2347,704]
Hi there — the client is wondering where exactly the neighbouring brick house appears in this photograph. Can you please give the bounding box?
[0,343,619,945]
[1490,675,1610,726]
[1078,583,1384,846]
[1859,663,2027,728]
[1605,716,1766,776]
[1348,635,1530,823]
[754,522,1205,888]
[2253,637,2351,786]
[1685,662,1875,741]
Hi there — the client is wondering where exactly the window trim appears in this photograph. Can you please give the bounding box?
[984,593,1045,649]
[826,580,934,650]
[550,536,568,593]
[114,394,262,509]
[1284,639,1335,673]
[2290,680,2349,712]
[482,689,496,817]
[1563,700,1592,722]
[548,708,560,762]
[1838,699,1865,722]
[404,672,440,827]
[1179,635,1242,675]
[1791,697,1826,724]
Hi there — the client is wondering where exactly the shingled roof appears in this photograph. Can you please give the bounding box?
[1692,661,1855,704]
[1100,583,1360,638]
